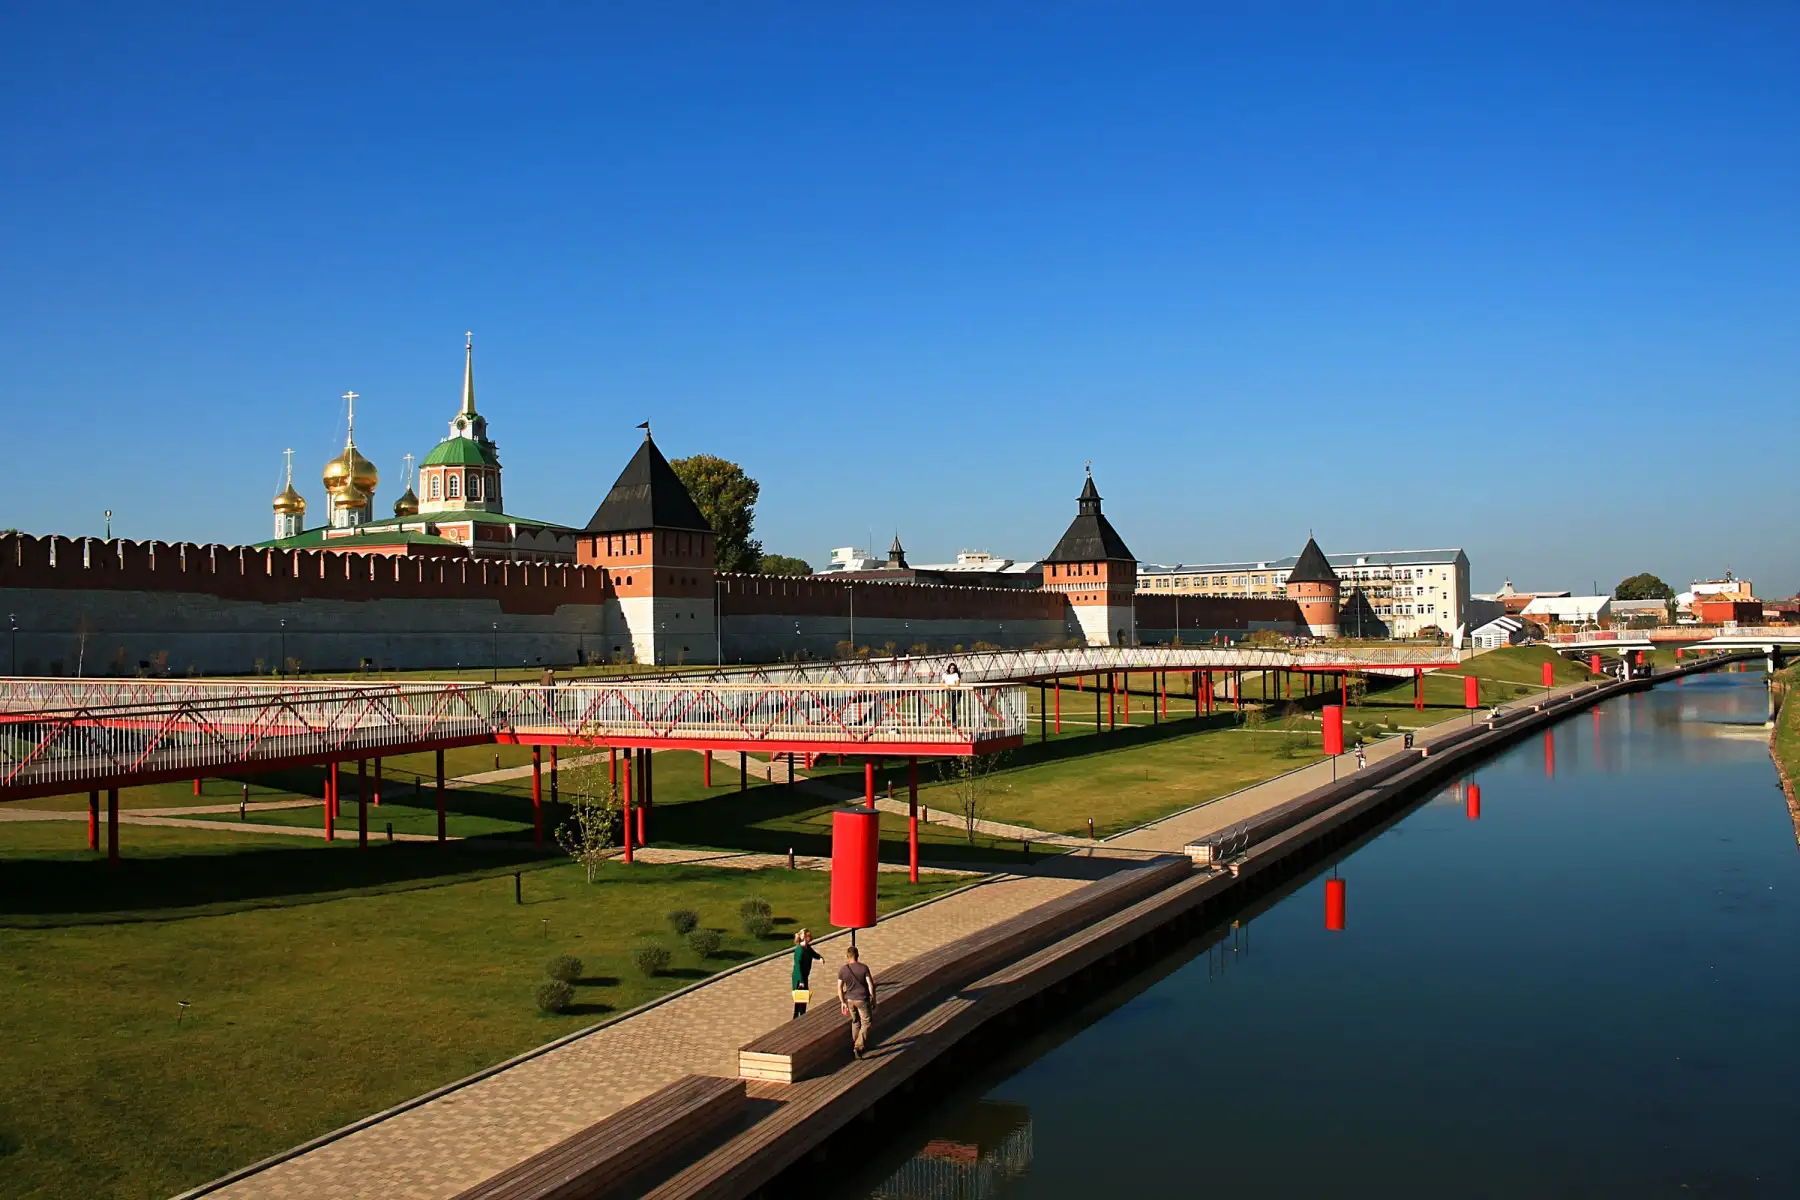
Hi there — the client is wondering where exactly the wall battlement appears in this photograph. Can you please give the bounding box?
[718,572,1069,622]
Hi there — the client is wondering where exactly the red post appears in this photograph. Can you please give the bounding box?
[372,757,381,807]
[1464,675,1479,709]
[1466,782,1482,820]
[1322,705,1345,756]
[1054,677,1062,733]
[1541,661,1554,688]
[1122,672,1130,725]
[531,745,543,846]
[621,753,634,863]
[1325,878,1346,931]
[1414,667,1423,711]
[87,790,99,851]
[830,807,880,929]
[1589,653,1603,675]
[325,762,337,842]
[907,758,919,884]
[1635,650,1646,667]
[1676,647,1685,661]
[703,751,712,788]
[1160,673,1167,719]
[637,805,646,845]
[864,758,876,809]
[1108,672,1116,729]
[549,746,558,806]
[193,777,201,796]
[435,749,446,844]
[1339,672,1347,708]
[357,758,368,849]
[106,788,119,866]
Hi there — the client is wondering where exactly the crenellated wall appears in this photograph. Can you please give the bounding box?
[1134,594,1303,643]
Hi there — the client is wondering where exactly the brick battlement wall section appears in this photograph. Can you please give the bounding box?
[1134,594,1304,642]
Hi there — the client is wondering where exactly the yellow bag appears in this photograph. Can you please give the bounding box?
[791,990,810,1004]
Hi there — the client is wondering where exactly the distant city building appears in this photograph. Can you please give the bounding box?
[814,542,1042,588]
[1473,580,1570,617]
[1609,598,1671,625]
[1470,615,1528,649]
[1519,594,1612,627]
[1141,547,1469,639]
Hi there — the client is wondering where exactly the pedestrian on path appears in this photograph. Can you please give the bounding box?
[944,661,962,726]
[837,944,878,1059]
[1355,742,1366,770]
[791,929,822,1019]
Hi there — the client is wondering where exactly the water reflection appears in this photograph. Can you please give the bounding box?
[868,1101,1033,1200]
[835,671,1800,1198]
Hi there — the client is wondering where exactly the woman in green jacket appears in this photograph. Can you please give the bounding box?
[791,929,823,1018]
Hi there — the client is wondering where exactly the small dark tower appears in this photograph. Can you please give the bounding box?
[886,533,908,570]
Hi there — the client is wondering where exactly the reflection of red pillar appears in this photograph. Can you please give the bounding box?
[88,790,99,851]
[621,755,634,863]
[1543,731,1555,778]
[1466,782,1482,820]
[907,758,919,883]
[1325,878,1346,931]
[531,746,543,846]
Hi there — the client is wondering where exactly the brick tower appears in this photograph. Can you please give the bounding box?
[577,430,717,665]
[1042,469,1137,646]
[1285,535,1340,638]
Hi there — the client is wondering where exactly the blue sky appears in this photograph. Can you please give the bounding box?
[2,2,1795,595]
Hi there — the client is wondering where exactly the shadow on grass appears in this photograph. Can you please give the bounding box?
[573,975,620,988]
[0,837,558,926]
[564,1002,615,1017]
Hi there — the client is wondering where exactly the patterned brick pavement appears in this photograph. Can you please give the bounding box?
[204,870,1085,1199]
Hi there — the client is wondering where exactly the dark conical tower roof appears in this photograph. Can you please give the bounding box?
[1044,470,1135,563]
[584,433,713,534]
[1287,536,1338,585]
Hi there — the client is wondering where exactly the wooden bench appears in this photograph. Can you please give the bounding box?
[450,1074,746,1200]
[738,855,1191,1083]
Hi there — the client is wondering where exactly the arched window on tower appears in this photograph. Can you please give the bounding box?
[468,474,481,501]
[448,475,461,499]
[429,475,441,500]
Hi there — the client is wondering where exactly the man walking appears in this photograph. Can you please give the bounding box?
[837,945,878,1059]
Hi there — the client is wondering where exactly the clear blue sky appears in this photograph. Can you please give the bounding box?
[3,2,1795,595]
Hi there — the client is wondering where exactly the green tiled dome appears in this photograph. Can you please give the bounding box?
[422,437,498,468]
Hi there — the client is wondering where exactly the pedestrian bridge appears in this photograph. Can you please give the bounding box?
[1544,627,1800,652]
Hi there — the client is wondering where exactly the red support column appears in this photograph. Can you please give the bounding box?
[621,753,634,863]
[531,745,543,846]
[1054,677,1062,734]
[703,751,712,788]
[194,777,201,796]
[1414,667,1423,711]
[325,762,337,842]
[1108,672,1116,729]
[1122,671,1130,725]
[87,790,99,851]
[435,749,446,844]
[550,746,558,806]
[357,758,368,849]
[106,788,119,866]
[864,759,876,810]
[907,758,919,884]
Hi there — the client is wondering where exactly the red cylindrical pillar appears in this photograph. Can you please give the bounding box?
[703,751,712,788]
[87,790,99,851]
[1324,878,1346,931]
[1464,675,1479,709]
[1675,647,1685,660]
[1589,654,1603,675]
[1054,678,1061,733]
[636,805,645,845]
[907,758,920,884]
[1542,661,1554,688]
[864,759,876,810]
[621,754,634,863]
[831,807,880,929]
[1466,782,1482,821]
[194,777,201,796]
[1635,650,1646,667]
[532,746,543,846]
[1322,705,1344,757]
[325,762,337,841]
[373,757,382,807]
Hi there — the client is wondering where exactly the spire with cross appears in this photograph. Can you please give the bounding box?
[343,391,360,445]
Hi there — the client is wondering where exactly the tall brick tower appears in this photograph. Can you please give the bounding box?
[577,430,717,665]
[1042,469,1137,646]
[1285,535,1340,638]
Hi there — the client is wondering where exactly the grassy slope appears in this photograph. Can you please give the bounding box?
[0,822,960,1199]
[1772,665,1800,803]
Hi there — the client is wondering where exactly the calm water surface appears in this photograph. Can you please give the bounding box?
[835,671,1799,1199]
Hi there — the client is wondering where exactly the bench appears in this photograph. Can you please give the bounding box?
[450,1074,746,1200]
[737,855,1191,1083]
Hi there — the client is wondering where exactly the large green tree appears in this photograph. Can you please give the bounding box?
[756,553,814,576]
[1615,573,1675,601]
[670,454,762,573]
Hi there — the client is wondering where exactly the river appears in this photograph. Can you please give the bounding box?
[831,669,1799,1199]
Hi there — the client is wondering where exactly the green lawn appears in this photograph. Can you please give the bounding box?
[1773,665,1799,810]
[0,821,962,1199]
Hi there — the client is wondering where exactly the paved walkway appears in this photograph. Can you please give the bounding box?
[207,870,1090,1200]
[0,806,449,843]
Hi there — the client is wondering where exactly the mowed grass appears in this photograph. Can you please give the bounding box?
[0,821,963,1199]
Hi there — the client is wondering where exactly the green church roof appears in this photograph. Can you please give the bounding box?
[421,437,499,468]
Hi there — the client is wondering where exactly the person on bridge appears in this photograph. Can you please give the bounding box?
[837,944,878,1059]
[943,661,962,726]
[791,929,822,1019]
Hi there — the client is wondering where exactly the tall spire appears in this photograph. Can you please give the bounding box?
[461,332,476,417]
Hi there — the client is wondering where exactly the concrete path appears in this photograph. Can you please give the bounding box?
[630,846,983,876]
[0,807,449,843]
[204,870,1092,1200]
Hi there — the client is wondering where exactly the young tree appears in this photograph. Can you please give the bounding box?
[554,751,621,883]
[1615,573,1675,601]
[670,454,762,572]
[940,752,1011,843]
[756,553,814,576]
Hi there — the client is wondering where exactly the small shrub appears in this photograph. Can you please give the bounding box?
[545,954,582,983]
[1513,685,1530,696]
[743,913,775,939]
[739,897,772,921]
[632,944,672,977]
[536,980,574,1014]
[666,909,699,936]
[687,928,723,957]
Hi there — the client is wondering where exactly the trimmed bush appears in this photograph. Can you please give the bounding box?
[666,908,700,935]
[739,897,772,921]
[536,980,574,1014]
[632,944,672,977]
[743,913,775,939]
[545,954,582,983]
[687,928,723,957]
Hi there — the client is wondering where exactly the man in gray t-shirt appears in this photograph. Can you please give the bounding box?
[836,945,878,1059]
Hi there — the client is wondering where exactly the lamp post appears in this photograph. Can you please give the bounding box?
[104,510,112,540]
[491,622,499,682]
[278,617,286,676]
[8,613,15,676]
[714,578,723,665]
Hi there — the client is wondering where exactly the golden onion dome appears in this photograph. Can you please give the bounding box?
[332,480,370,511]
[393,486,419,518]
[323,443,379,496]
[272,482,307,516]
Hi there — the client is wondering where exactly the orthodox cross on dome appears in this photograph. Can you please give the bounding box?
[282,447,295,486]
[402,451,415,489]
[343,391,360,442]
